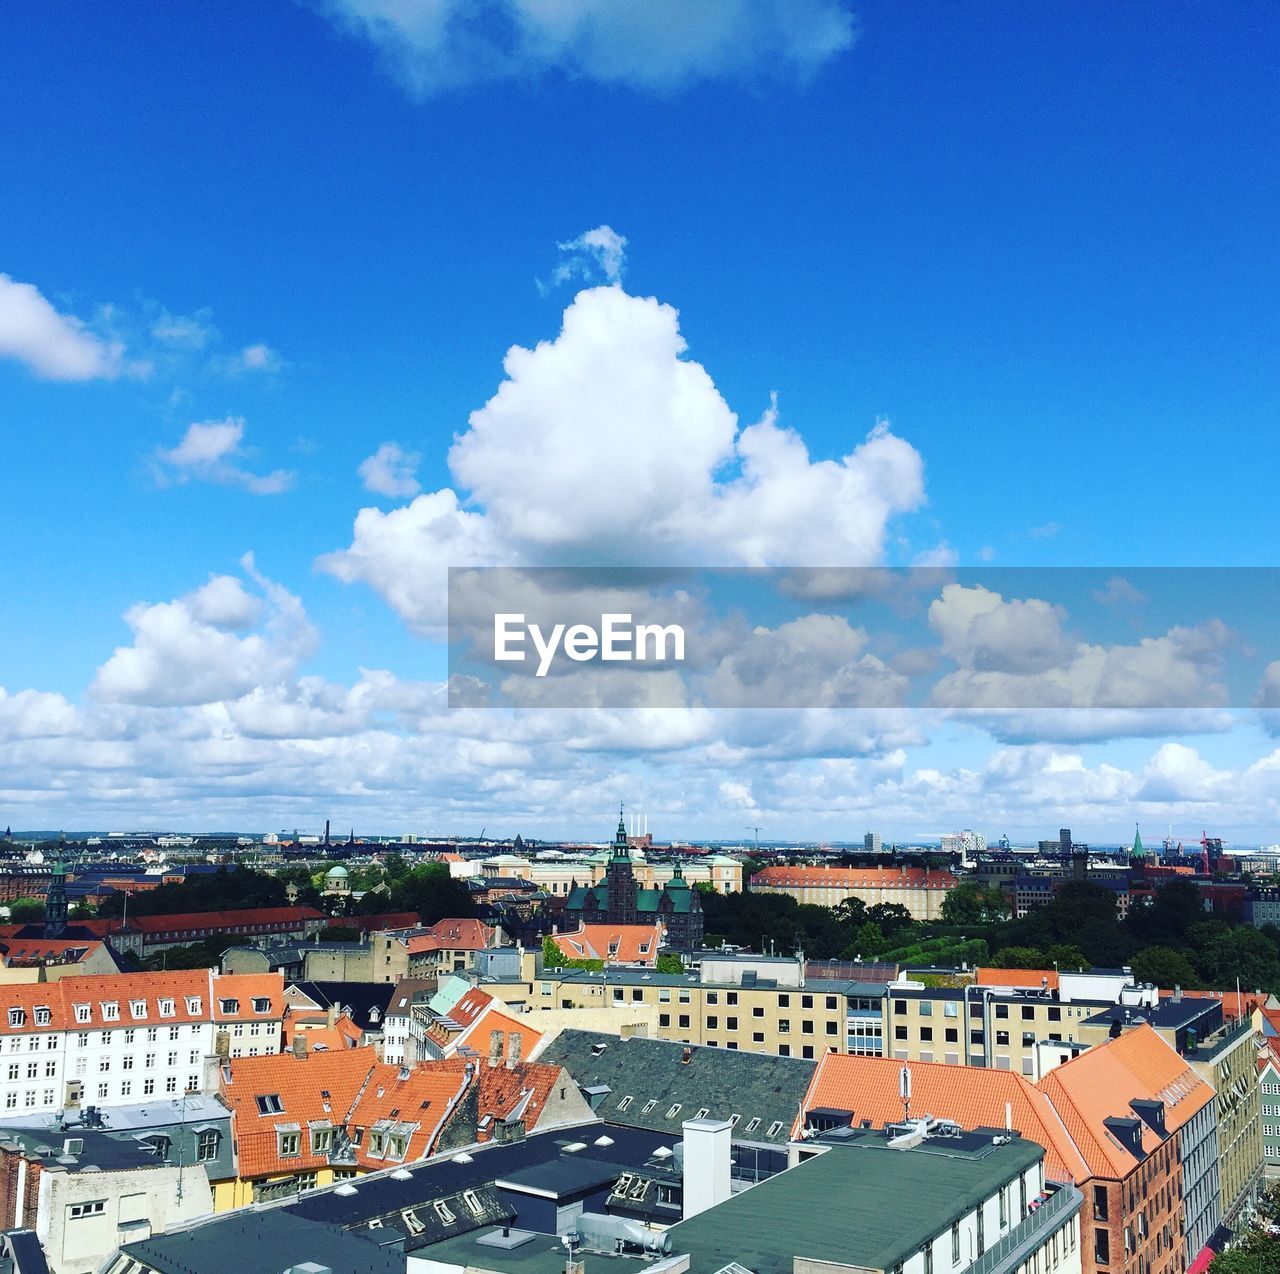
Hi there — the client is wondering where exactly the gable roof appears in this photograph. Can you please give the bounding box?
[975,967,1061,991]
[1037,1023,1215,1180]
[538,1029,814,1144]
[551,924,662,965]
[798,1052,1090,1184]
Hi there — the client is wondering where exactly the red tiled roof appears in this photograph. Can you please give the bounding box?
[551,924,662,965]
[798,1052,1090,1184]
[116,906,325,935]
[752,866,958,889]
[975,968,1061,991]
[0,938,109,965]
[1038,1024,1214,1180]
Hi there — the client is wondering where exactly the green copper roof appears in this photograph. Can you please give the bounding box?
[1133,824,1144,854]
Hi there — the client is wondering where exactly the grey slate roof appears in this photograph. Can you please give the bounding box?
[121,1210,403,1274]
[536,1029,815,1144]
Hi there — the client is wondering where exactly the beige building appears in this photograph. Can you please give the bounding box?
[466,851,743,896]
[749,864,957,920]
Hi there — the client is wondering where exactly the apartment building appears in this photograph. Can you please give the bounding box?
[749,864,957,919]
[0,972,284,1117]
[799,1025,1217,1274]
[1260,1051,1280,1178]
[543,962,860,1059]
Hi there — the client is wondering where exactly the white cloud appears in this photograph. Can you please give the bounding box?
[318,0,857,96]
[930,583,1073,675]
[359,441,422,497]
[321,285,925,629]
[91,555,317,708]
[0,273,124,380]
[545,226,628,290]
[152,417,296,495]
[151,309,215,349]
[236,342,281,372]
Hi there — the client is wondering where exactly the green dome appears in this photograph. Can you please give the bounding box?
[325,864,349,879]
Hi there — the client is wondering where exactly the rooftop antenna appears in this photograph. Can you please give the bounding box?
[899,1064,911,1123]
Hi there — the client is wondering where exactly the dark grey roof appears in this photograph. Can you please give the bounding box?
[122,1209,402,1274]
[536,1030,814,1144]
[291,981,397,1031]
[0,1230,49,1274]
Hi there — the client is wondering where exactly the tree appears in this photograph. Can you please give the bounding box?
[850,922,885,958]
[655,953,685,974]
[388,863,477,924]
[1044,944,1089,972]
[6,897,44,923]
[1195,925,1280,992]
[865,903,915,937]
[992,946,1048,970]
[942,883,1009,926]
[1129,946,1199,990]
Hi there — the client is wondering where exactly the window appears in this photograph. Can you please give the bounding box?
[767,1121,783,1137]
[706,1016,719,1029]
[944,1002,958,1018]
[752,1006,764,1018]
[920,1027,933,1042]
[658,1013,670,1028]
[1048,1006,1061,1022]
[1021,1005,1034,1020]
[951,1223,961,1265]
[726,1016,739,1030]
[186,997,203,1014]
[726,992,738,1005]
[130,999,147,1019]
[893,1000,907,1016]
[666,1104,682,1119]
[658,989,671,1003]
[778,1019,790,1034]
[146,1028,157,1042]
[999,1186,1008,1227]
[433,1200,456,1223]
[219,998,240,1015]
[159,999,175,1017]
[826,1021,838,1035]
[802,995,813,1008]
[752,1031,764,1043]
[744,1117,761,1133]
[74,1004,90,1023]
[919,1001,933,1017]
[1093,1185,1108,1221]
[101,1002,119,1020]
[400,1209,426,1235]
[197,1130,220,1162]
[1095,1231,1110,1265]
[976,1207,985,1256]
[778,994,790,1007]
[895,1025,908,1041]
[995,1031,1009,1046]
[617,1096,633,1111]
[34,1007,50,1026]
[278,1131,300,1156]
[77,1032,88,1048]
[678,1014,690,1029]
[825,996,837,1010]
[69,1201,106,1219]
[169,1026,180,1040]
[165,1076,178,1093]
[256,1093,285,1115]
[678,990,691,1004]
[143,1078,155,1095]
[1022,1032,1036,1047]
[642,1099,658,1113]
[311,1127,333,1154]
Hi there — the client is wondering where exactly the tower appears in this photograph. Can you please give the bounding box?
[43,839,69,938]
[605,805,639,925]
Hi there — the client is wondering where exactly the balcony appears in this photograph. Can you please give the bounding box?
[966,1185,1083,1274]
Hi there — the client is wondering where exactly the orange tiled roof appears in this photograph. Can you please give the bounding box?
[1038,1023,1214,1180]
[435,1056,565,1140]
[975,968,1060,991]
[0,938,108,965]
[0,970,284,1033]
[552,924,662,965]
[751,866,958,889]
[798,1052,1090,1185]
[450,1002,545,1063]
[404,918,494,955]
[220,1046,380,1178]
[283,1014,364,1051]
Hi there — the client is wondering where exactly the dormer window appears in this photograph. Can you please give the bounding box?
[158,999,175,1017]
[130,1000,147,1019]
[34,1007,51,1025]
[252,997,270,1014]
[74,1004,90,1023]
[220,999,240,1015]
[185,997,202,1015]
[101,1002,119,1021]
[7,1009,25,1028]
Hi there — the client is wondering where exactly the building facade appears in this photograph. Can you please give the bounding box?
[749,864,957,920]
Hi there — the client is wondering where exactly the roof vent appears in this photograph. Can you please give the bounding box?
[390,1168,412,1180]
[334,1183,358,1196]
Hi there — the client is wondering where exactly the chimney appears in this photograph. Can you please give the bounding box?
[326,1003,337,1028]
[292,1033,308,1058]
[506,1032,523,1068]
[681,1118,732,1219]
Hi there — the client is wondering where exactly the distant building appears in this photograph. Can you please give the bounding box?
[863,831,882,854]
[941,829,986,856]
[750,864,957,920]
[565,812,703,949]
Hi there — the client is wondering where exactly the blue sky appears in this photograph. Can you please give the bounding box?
[1,1,1278,839]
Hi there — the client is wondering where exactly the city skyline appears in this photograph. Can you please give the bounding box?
[2,3,1279,836]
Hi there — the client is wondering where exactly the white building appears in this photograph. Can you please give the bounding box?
[0,971,284,1117]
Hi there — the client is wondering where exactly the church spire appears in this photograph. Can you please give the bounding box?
[612,804,631,860]
[1133,823,1144,856]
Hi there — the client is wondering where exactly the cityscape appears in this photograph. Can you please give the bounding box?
[3,4,1278,1274]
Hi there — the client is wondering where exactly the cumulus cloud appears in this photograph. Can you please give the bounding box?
[321,285,925,630]
[0,273,124,380]
[359,441,422,497]
[317,0,857,97]
[152,417,295,495]
[91,555,317,707]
